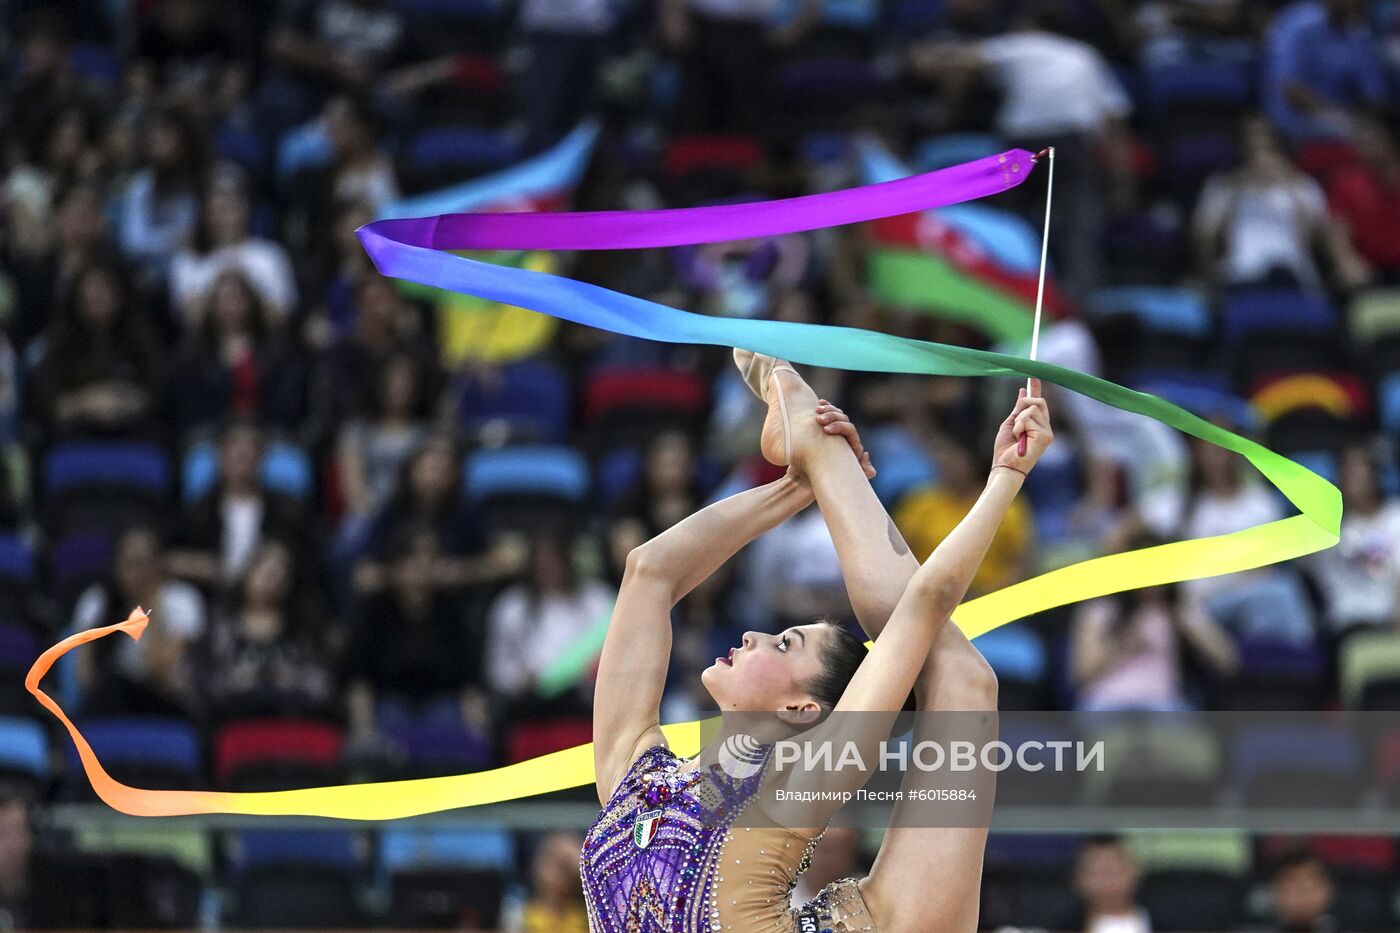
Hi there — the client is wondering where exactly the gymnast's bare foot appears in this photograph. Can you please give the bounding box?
[732,349,874,479]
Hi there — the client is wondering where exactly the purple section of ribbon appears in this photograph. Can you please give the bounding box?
[365,149,1037,251]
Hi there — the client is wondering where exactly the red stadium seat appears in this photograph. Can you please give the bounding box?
[583,368,708,426]
[505,717,593,766]
[214,719,344,790]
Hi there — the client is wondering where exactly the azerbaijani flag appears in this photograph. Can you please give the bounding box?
[377,122,600,366]
[855,136,1070,343]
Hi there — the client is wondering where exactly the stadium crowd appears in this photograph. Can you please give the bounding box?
[1,0,1400,929]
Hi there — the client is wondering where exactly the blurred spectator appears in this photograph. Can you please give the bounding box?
[28,261,166,441]
[1135,0,1256,66]
[4,182,119,348]
[309,199,376,338]
[1178,431,1316,645]
[195,538,335,723]
[297,94,399,234]
[674,236,812,320]
[172,269,307,433]
[1072,836,1151,933]
[269,0,409,100]
[169,164,298,326]
[1071,572,1238,712]
[894,433,1033,599]
[311,274,439,438]
[661,0,819,135]
[508,831,589,933]
[485,528,614,705]
[351,434,521,593]
[71,526,206,717]
[741,498,851,627]
[133,0,252,105]
[1264,0,1387,145]
[909,2,1136,300]
[1,12,85,147]
[1252,850,1337,933]
[516,0,620,154]
[0,785,34,931]
[336,351,434,524]
[347,528,486,739]
[1305,444,1400,637]
[114,105,206,279]
[789,826,862,906]
[167,419,312,587]
[607,429,704,572]
[1325,117,1400,282]
[320,93,399,215]
[1193,115,1369,294]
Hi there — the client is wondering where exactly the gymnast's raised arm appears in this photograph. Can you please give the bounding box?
[591,409,872,805]
[834,382,1051,717]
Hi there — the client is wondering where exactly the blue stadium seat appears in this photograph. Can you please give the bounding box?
[70,717,201,780]
[43,442,171,501]
[887,0,944,32]
[1232,724,1363,804]
[913,133,1004,172]
[0,716,48,782]
[1222,289,1338,345]
[597,447,643,509]
[797,133,849,167]
[215,125,267,173]
[378,827,515,876]
[403,127,521,174]
[863,425,936,508]
[391,0,502,17]
[1087,286,1212,338]
[456,359,572,445]
[0,534,36,586]
[1379,374,1400,437]
[983,833,1080,868]
[275,122,332,184]
[1236,640,1327,679]
[464,446,590,503]
[1130,371,1256,428]
[0,622,37,672]
[1144,57,1255,111]
[229,829,362,874]
[973,625,1046,684]
[183,439,313,503]
[48,529,114,594]
[68,43,123,87]
[385,722,492,775]
[1289,449,1339,484]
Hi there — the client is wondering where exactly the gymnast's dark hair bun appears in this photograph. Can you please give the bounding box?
[804,618,869,710]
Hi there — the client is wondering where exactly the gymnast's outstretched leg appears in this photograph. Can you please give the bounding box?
[751,357,1010,933]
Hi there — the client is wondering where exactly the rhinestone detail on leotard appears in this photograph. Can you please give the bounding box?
[581,743,776,933]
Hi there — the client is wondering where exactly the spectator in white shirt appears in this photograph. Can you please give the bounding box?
[1307,444,1400,637]
[72,526,206,717]
[909,2,1136,300]
[169,163,298,329]
[1193,114,1368,294]
[485,529,616,708]
[1178,429,1316,645]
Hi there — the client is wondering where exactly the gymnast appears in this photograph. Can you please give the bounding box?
[584,351,1054,933]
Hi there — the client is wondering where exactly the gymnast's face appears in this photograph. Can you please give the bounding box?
[701,623,829,712]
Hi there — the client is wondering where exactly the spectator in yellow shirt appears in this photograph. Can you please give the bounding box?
[520,831,589,933]
[893,433,1033,598]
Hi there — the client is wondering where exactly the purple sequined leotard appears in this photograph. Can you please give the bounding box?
[581,742,875,933]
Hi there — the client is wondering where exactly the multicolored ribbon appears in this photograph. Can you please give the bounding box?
[28,150,1341,818]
